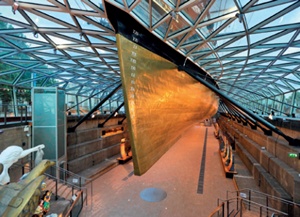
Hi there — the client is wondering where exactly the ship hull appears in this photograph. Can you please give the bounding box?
[117,34,218,175]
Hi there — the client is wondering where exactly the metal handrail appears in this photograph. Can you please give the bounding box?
[15,161,93,216]
[0,104,29,126]
[208,202,225,217]
[210,197,289,217]
[43,164,93,206]
[64,190,83,217]
[226,188,300,207]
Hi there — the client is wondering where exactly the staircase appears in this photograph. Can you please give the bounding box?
[15,162,91,217]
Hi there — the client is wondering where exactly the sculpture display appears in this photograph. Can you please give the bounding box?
[0,159,55,217]
[0,144,45,185]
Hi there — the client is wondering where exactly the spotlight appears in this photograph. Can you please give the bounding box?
[12,2,19,14]
[33,31,38,38]
[235,13,242,23]
[268,114,273,120]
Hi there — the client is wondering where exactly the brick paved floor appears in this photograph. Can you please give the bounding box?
[79,124,237,217]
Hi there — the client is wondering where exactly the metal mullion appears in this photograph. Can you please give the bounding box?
[18,2,63,12]
[0,28,31,35]
[167,26,192,41]
[0,16,32,29]
[176,0,215,48]
[76,15,115,34]
[22,45,53,53]
[127,0,141,12]
[0,51,19,59]
[0,37,22,51]
[0,68,22,76]
[250,30,294,49]
[16,75,48,85]
[191,18,237,57]
[247,0,297,13]
[248,1,300,34]
[81,0,106,16]
[12,70,25,85]
[255,23,300,34]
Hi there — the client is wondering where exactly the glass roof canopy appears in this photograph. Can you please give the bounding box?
[0,0,300,116]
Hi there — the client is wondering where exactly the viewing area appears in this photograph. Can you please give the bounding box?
[1,0,300,217]
[1,113,300,216]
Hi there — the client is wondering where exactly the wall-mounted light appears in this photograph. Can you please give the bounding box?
[24,125,29,132]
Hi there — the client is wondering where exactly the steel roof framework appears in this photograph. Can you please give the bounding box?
[0,0,299,115]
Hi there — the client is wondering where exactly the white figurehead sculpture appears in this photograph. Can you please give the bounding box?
[0,144,45,185]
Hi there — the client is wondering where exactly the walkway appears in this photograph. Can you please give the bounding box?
[80,123,237,217]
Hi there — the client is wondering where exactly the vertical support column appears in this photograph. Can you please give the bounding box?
[13,86,18,117]
[76,95,80,116]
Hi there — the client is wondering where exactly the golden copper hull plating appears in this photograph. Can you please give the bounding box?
[117,35,218,175]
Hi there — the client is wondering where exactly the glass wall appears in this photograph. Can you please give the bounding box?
[246,90,300,118]
[282,92,294,117]
[294,90,300,118]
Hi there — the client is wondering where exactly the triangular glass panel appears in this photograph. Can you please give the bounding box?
[0,71,20,84]
[39,10,76,26]
[1,7,30,26]
[151,1,169,27]
[4,37,36,49]
[132,0,150,27]
[76,17,110,31]
[284,47,300,55]
[264,32,294,45]
[222,36,248,48]
[23,0,53,5]
[260,50,281,57]
[21,32,48,44]
[245,2,294,29]
[265,4,300,28]
[68,0,95,10]
[181,30,203,46]
[207,1,237,21]
[250,48,269,56]
[86,16,112,30]
[180,1,208,24]
[153,16,172,37]
[285,73,300,82]
[250,31,281,45]
[25,11,64,28]
[167,15,190,38]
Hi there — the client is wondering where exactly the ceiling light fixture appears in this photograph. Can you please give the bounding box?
[12,2,19,14]
[33,31,38,38]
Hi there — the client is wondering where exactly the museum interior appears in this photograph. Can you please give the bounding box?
[0,0,300,216]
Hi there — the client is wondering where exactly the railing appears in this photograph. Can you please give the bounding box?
[15,161,93,217]
[226,188,300,216]
[209,197,289,217]
[46,164,93,206]
[0,104,30,126]
[64,190,84,217]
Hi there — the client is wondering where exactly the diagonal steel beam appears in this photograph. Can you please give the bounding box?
[178,65,300,146]
[68,83,122,132]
